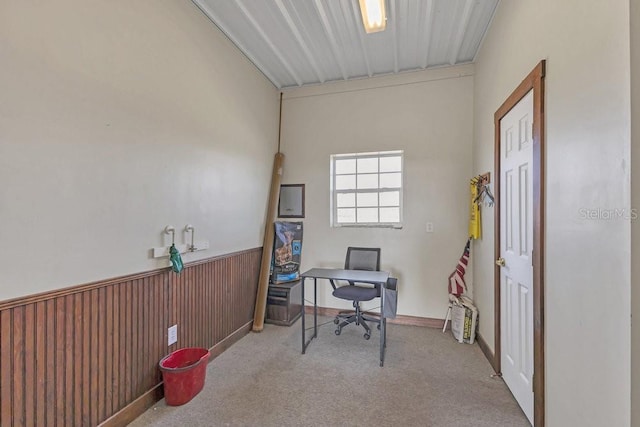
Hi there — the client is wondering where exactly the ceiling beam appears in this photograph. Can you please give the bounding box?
[472,0,500,63]
[420,0,435,69]
[390,0,399,73]
[191,0,283,88]
[313,0,349,81]
[235,0,303,86]
[346,0,372,77]
[448,0,475,66]
[274,0,326,84]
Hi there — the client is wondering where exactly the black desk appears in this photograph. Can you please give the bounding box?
[300,268,390,366]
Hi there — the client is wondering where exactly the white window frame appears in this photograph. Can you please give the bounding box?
[330,150,404,228]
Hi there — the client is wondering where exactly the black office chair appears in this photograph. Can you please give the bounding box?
[331,247,381,340]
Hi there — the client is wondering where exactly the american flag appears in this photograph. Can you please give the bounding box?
[448,239,470,297]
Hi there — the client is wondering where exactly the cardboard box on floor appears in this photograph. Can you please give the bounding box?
[451,297,478,344]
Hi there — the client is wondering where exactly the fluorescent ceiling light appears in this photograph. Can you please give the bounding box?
[359,0,386,33]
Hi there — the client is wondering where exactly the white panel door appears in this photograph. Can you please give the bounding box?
[500,90,534,424]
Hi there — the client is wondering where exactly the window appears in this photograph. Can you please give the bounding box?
[330,150,403,227]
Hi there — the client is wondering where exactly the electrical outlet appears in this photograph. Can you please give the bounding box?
[168,324,178,346]
[426,222,434,233]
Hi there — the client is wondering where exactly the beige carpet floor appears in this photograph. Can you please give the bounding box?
[130,316,530,427]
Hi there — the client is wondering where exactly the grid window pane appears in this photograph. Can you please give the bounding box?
[357,208,378,223]
[357,158,378,173]
[337,208,356,223]
[379,191,400,206]
[380,207,400,223]
[380,156,401,172]
[357,192,378,207]
[380,172,401,188]
[335,159,356,174]
[357,174,378,189]
[331,151,403,227]
[336,174,356,190]
[337,192,355,207]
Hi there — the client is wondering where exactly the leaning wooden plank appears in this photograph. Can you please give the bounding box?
[252,152,285,332]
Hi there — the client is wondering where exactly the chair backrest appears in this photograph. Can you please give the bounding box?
[344,247,381,271]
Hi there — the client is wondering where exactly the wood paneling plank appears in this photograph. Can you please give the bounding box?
[55,298,66,425]
[151,280,157,384]
[140,279,147,393]
[215,260,221,344]
[125,284,132,405]
[120,284,127,410]
[13,306,25,426]
[35,302,46,426]
[162,273,169,379]
[24,304,35,427]
[65,295,75,426]
[1,309,13,427]
[105,286,114,418]
[82,292,91,426]
[129,280,140,399]
[45,300,56,424]
[112,284,120,414]
[90,290,99,426]
[74,293,83,427]
[133,279,147,396]
[97,287,106,423]
[155,279,160,380]
[206,264,212,348]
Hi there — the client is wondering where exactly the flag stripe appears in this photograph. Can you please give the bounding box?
[448,239,471,296]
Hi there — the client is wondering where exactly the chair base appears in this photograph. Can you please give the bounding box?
[334,303,380,340]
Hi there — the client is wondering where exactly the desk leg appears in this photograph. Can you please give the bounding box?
[384,317,387,348]
[302,277,319,354]
[301,277,306,354]
[314,277,318,338]
[380,284,386,367]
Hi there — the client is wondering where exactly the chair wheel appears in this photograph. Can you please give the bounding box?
[335,329,341,336]
[364,333,370,340]
[334,318,339,325]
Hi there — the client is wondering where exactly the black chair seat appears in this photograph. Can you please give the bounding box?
[333,285,378,302]
[332,247,382,340]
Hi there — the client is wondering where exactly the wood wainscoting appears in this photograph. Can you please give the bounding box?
[0,247,261,427]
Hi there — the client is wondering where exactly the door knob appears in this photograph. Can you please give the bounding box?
[496,257,506,267]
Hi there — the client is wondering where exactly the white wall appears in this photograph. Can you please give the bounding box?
[473,1,631,425]
[0,1,279,300]
[280,65,474,318]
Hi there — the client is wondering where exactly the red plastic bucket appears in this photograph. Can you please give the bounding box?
[159,347,210,406]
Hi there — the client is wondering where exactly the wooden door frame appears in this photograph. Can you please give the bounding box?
[493,60,546,427]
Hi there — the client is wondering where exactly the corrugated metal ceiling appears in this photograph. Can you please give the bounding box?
[192,0,499,89]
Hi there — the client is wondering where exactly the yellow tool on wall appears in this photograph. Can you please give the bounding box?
[469,177,481,239]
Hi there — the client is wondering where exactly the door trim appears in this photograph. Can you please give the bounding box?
[493,60,546,427]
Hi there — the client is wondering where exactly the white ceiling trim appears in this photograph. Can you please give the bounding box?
[282,63,475,100]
